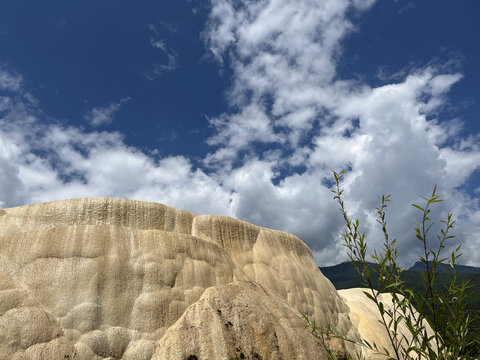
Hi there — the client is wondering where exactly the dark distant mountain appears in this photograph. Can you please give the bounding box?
[319,261,480,290]
[408,261,480,274]
[319,261,480,311]
[319,261,373,289]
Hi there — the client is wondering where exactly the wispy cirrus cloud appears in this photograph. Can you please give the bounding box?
[0,67,23,92]
[84,97,130,127]
[144,24,178,80]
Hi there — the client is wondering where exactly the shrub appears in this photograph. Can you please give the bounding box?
[303,170,476,360]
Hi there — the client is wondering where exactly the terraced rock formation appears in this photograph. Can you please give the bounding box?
[0,198,403,359]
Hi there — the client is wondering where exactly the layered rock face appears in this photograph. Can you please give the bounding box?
[0,198,395,359]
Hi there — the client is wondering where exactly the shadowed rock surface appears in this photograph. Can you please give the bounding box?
[0,198,413,359]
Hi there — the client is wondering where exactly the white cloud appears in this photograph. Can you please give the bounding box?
[84,97,130,127]
[0,138,26,208]
[204,0,378,169]
[1,105,234,217]
[205,103,283,165]
[0,75,233,215]
[203,0,480,266]
[0,67,22,92]
[145,25,178,80]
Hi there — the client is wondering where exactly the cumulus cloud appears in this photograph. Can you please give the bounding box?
[0,138,26,208]
[204,0,378,168]
[0,93,234,216]
[84,97,130,127]
[205,103,283,166]
[203,0,480,266]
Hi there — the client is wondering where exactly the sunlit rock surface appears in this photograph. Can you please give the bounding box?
[338,288,436,360]
[0,198,408,359]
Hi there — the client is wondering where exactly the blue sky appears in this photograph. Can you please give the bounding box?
[1,0,479,266]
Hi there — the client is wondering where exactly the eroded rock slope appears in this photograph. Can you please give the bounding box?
[0,198,370,359]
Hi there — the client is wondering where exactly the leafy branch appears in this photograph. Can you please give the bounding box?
[303,170,475,360]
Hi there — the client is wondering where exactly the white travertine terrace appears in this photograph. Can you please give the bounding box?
[0,198,419,359]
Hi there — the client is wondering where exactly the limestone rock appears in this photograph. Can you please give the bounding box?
[155,281,329,360]
[338,288,436,359]
[0,198,416,359]
[0,271,76,360]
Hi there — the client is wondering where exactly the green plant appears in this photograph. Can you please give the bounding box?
[304,170,476,360]
[301,312,365,359]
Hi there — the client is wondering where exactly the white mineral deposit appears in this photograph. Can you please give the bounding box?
[0,198,427,359]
